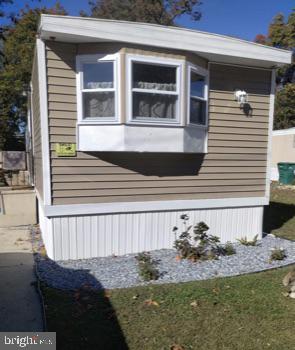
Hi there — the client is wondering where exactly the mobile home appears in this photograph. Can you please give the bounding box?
[31,15,292,260]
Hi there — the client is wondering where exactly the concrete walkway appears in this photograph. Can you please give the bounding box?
[0,226,44,331]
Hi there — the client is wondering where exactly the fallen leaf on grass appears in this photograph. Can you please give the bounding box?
[132,294,139,300]
[170,344,185,350]
[144,299,159,307]
[190,300,199,308]
[104,290,112,298]
[212,287,220,294]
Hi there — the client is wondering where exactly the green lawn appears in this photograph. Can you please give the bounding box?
[43,266,295,350]
[42,185,295,350]
[264,183,295,241]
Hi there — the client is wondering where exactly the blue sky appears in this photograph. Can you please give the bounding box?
[1,0,294,41]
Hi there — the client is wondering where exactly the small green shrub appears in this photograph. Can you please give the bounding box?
[237,234,258,246]
[135,252,160,281]
[220,242,236,256]
[173,215,221,262]
[270,247,286,261]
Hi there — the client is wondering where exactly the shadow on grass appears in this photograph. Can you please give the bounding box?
[263,201,295,235]
[38,257,129,350]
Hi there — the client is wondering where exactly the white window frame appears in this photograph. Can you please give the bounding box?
[126,54,185,126]
[187,63,209,128]
[76,53,120,124]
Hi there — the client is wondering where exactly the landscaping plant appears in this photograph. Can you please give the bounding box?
[270,247,287,261]
[220,242,236,256]
[173,215,222,261]
[135,252,160,281]
[237,234,259,246]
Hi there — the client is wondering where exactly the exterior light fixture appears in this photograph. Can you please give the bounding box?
[234,90,248,107]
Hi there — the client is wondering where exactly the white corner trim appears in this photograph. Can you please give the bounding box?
[29,80,35,186]
[44,196,269,217]
[37,39,51,206]
[266,69,276,199]
[273,128,295,136]
[39,15,292,66]
[35,189,44,211]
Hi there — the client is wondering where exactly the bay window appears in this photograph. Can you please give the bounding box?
[76,52,209,153]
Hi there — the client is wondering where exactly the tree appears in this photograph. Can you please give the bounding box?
[268,13,287,48]
[274,84,295,129]
[255,10,295,130]
[0,0,13,67]
[0,3,67,150]
[86,0,202,25]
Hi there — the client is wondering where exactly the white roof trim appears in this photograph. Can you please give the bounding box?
[39,15,292,67]
[273,128,295,136]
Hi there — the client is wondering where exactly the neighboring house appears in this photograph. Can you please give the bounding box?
[271,128,295,181]
[30,14,292,260]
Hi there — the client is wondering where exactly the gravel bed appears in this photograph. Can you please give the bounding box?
[36,235,295,290]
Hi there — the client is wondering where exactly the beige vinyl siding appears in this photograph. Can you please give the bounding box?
[31,54,43,199]
[46,41,270,205]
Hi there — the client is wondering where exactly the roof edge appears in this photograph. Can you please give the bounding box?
[39,14,292,66]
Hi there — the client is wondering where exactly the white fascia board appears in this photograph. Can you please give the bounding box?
[44,197,269,217]
[39,15,292,67]
[273,128,295,136]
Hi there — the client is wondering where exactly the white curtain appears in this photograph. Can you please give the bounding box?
[86,82,113,89]
[134,81,176,91]
[133,92,176,119]
[83,92,114,118]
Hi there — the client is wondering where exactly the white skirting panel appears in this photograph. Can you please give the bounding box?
[38,201,54,259]
[39,205,264,261]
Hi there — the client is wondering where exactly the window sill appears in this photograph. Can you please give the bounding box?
[77,120,120,126]
[126,119,181,127]
[187,123,208,129]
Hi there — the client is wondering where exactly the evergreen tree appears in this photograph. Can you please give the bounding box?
[268,13,287,48]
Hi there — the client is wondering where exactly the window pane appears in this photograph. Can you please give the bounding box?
[83,62,113,89]
[190,98,206,125]
[191,71,205,98]
[133,92,177,120]
[83,92,114,118]
[133,62,176,91]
